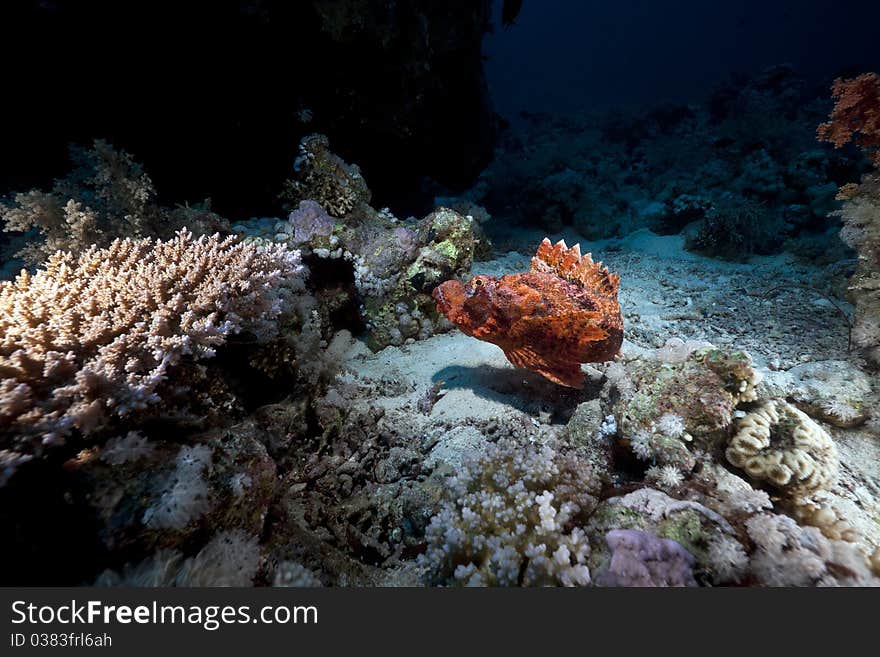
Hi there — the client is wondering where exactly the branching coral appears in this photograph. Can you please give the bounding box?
[818,73,880,165]
[420,438,601,586]
[0,229,304,463]
[1,140,229,264]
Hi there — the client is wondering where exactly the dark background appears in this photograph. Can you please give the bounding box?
[1,0,878,218]
[486,0,880,115]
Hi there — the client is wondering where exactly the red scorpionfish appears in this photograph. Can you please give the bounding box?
[432,238,623,388]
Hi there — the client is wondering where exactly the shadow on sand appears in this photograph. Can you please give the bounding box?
[431,364,602,424]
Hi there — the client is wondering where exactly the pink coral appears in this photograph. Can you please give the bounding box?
[0,229,303,462]
[817,73,880,165]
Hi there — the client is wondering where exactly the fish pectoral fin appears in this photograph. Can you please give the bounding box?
[502,311,614,387]
[509,312,609,358]
[503,345,586,389]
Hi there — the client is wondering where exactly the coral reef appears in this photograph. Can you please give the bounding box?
[833,173,880,366]
[818,72,880,366]
[352,206,476,350]
[0,229,304,465]
[281,134,372,218]
[4,34,880,591]
[607,341,760,470]
[586,488,746,585]
[761,360,872,428]
[239,136,477,351]
[448,66,856,259]
[67,420,277,558]
[594,529,697,587]
[1,140,228,265]
[725,399,839,503]
[818,73,880,166]
[745,513,878,586]
[420,438,600,586]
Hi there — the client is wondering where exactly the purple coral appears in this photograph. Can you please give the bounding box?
[288,199,335,245]
[393,226,419,260]
[596,529,697,587]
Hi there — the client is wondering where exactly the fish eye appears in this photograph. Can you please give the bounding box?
[474,278,483,286]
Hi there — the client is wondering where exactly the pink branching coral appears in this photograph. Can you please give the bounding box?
[817,73,880,165]
[0,229,304,461]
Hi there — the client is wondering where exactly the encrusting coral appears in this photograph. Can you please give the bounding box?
[1,140,228,265]
[280,133,372,218]
[745,513,878,586]
[607,341,761,471]
[0,229,304,467]
[433,238,623,387]
[595,528,697,587]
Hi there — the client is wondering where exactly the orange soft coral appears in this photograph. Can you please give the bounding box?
[817,72,880,165]
[433,238,623,388]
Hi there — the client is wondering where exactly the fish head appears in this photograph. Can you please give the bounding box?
[432,275,499,334]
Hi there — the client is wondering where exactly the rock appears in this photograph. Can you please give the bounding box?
[761,360,872,427]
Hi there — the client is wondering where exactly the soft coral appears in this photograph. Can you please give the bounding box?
[818,72,880,165]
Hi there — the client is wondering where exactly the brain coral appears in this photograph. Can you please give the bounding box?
[0,229,304,464]
[725,399,838,502]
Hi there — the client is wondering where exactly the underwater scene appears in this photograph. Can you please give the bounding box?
[1,0,880,587]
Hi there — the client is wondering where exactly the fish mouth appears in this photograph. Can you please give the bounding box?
[432,280,464,316]
[431,281,452,306]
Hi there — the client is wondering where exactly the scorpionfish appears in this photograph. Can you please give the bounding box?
[432,238,623,388]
